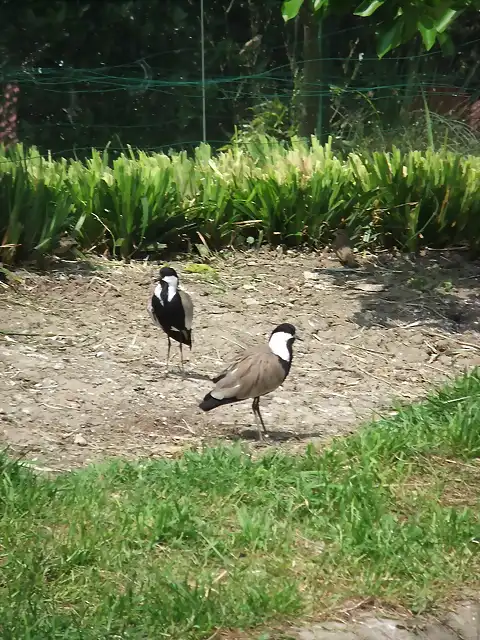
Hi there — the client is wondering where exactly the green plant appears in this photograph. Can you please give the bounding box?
[229,99,297,146]
[0,146,77,264]
[1,139,480,265]
[183,263,217,276]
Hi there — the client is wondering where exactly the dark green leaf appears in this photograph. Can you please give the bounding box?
[312,0,329,11]
[403,13,422,42]
[418,22,437,50]
[419,15,434,29]
[376,20,403,58]
[437,31,455,56]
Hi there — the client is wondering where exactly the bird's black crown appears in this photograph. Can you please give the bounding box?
[271,323,296,337]
[159,266,178,279]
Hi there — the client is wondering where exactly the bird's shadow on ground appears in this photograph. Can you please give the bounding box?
[167,369,213,382]
[224,428,325,443]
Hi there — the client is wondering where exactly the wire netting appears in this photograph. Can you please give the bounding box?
[1,2,479,158]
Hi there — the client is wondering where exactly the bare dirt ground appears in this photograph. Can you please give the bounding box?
[1,247,480,471]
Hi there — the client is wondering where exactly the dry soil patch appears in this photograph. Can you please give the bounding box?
[1,248,480,470]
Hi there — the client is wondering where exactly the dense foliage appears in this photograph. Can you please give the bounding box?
[1,139,479,264]
[0,1,479,153]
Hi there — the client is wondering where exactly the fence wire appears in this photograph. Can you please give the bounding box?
[1,33,480,157]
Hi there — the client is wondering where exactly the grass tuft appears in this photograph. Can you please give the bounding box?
[0,371,479,638]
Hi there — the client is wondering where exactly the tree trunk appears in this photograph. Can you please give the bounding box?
[298,8,319,139]
[298,9,330,143]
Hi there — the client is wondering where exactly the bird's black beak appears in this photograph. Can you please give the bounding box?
[296,335,303,341]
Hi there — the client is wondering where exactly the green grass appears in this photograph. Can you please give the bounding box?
[1,138,480,265]
[1,371,480,639]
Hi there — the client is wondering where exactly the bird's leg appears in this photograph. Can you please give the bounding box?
[166,336,171,375]
[256,403,268,436]
[179,343,185,375]
[252,397,267,441]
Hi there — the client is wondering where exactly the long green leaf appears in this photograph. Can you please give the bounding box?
[377,20,404,58]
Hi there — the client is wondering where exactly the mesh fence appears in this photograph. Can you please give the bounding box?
[1,3,480,158]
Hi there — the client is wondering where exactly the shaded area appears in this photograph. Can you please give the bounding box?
[1,3,480,153]
[224,428,325,443]
[320,249,480,335]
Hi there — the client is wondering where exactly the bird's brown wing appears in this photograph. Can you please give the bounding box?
[331,229,359,268]
[211,346,259,383]
[179,290,193,330]
[147,295,160,326]
[210,346,286,401]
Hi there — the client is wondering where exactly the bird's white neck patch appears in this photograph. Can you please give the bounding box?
[162,275,178,302]
[268,331,293,362]
[154,283,163,303]
[154,276,178,304]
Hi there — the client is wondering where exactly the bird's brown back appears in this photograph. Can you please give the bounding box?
[331,229,359,268]
[212,345,287,401]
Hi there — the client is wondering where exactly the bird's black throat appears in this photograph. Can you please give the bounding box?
[160,280,174,306]
[276,354,292,378]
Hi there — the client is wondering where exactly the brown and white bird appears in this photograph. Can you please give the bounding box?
[199,323,299,439]
[331,229,360,268]
[148,266,193,373]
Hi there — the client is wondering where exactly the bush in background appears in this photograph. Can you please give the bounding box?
[1,137,480,265]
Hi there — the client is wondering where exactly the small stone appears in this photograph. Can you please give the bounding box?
[303,270,319,281]
[353,282,386,292]
[73,434,87,447]
[244,298,259,306]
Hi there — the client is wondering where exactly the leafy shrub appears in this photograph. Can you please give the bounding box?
[1,137,479,264]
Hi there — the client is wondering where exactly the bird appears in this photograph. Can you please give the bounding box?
[53,232,78,257]
[199,323,299,440]
[147,266,193,373]
[331,229,360,268]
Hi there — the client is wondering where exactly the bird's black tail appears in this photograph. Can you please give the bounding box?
[199,393,224,411]
[170,328,192,348]
[184,329,192,349]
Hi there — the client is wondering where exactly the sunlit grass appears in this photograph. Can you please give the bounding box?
[0,370,479,638]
